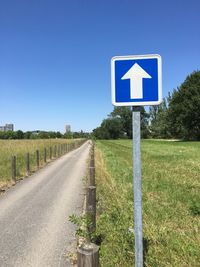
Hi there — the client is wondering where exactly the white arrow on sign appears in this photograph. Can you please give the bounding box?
[121,63,152,99]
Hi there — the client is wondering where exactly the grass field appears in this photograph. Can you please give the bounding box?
[95,140,200,267]
[0,139,81,188]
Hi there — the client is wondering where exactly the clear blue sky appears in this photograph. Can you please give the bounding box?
[0,0,200,132]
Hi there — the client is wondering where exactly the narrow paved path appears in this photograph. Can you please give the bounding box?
[0,141,91,267]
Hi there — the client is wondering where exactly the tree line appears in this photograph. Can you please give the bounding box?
[93,70,200,140]
[0,130,90,140]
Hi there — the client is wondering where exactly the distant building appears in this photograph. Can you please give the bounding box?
[65,125,71,133]
[5,124,14,131]
[0,123,14,132]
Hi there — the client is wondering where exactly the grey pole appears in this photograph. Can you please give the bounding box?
[132,106,143,267]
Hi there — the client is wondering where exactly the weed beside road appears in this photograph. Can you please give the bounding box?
[95,140,200,266]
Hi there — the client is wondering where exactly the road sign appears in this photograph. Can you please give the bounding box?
[111,54,162,106]
[111,54,162,267]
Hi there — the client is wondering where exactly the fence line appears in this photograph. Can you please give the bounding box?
[77,142,99,267]
[10,140,86,184]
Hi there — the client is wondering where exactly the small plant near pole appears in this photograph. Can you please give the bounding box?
[69,214,94,242]
[69,213,99,267]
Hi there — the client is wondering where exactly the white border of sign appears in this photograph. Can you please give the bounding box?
[111,54,162,106]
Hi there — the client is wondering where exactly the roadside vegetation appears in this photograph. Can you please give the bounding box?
[0,129,89,140]
[0,139,81,188]
[95,140,200,266]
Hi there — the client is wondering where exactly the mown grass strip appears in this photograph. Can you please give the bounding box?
[95,140,200,267]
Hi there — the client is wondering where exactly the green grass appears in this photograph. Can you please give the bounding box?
[95,140,200,267]
[0,139,82,188]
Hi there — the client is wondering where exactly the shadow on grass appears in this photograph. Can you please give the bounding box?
[143,237,150,267]
[93,233,105,246]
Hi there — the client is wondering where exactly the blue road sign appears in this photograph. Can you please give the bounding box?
[111,54,162,106]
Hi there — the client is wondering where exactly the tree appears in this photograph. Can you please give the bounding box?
[16,130,24,139]
[111,107,132,138]
[72,131,90,139]
[102,118,123,139]
[48,131,57,138]
[149,98,171,138]
[63,132,73,139]
[111,106,149,138]
[56,131,62,138]
[168,71,200,140]
[92,127,105,140]
[93,117,123,139]
[24,131,32,139]
[38,131,49,139]
[140,107,150,138]
[92,106,150,139]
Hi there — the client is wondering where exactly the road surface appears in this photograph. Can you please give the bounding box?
[0,141,91,267]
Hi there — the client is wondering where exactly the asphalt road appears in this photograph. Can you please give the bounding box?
[0,141,91,267]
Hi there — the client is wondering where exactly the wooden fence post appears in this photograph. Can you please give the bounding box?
[77,243,99,267]
[58,144,60,157]
[89,145,95,186]
[11,156,16,182]
[25,153,30,176]
[87,186,96,233]
[50,147,52,160]
[44,148,47,163]
[90,153,95,168]
[54,145,57,158]
[77,141,99,267]
[89,166,95,186]
[36,150,39,169]
[90,158,95,168]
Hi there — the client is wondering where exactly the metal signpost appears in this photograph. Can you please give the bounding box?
[111,54,162,267]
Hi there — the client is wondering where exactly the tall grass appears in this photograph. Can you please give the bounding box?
[95,140,200,266]
[0,139,78,188]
